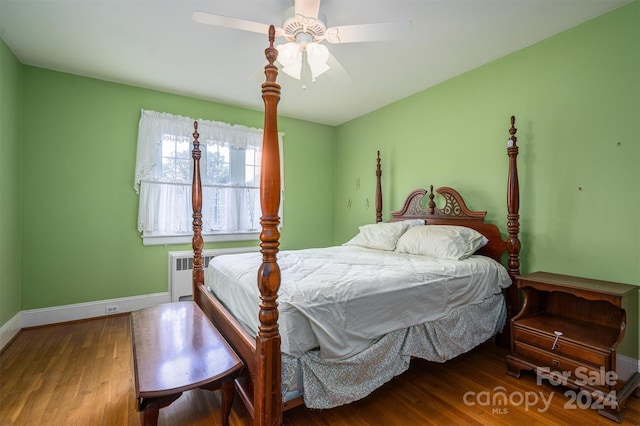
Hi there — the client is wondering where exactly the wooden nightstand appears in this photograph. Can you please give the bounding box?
[506,271,639,422]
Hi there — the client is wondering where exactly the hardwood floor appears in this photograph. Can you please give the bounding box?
[1,314,638,425]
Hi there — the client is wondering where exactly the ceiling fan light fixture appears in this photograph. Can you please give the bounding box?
[276,38,330,82]
[306,42,330,81]
[276,42,303,79]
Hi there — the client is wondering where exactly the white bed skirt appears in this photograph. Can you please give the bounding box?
[281,292,507,409]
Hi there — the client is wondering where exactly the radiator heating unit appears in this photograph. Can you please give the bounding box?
[168,247,259,302]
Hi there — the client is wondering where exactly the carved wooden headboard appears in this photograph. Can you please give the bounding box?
[390,186,506,262]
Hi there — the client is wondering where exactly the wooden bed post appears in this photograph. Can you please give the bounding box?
[375,151,383,223]
[191,122,204,298]
[504,115,521,341]
[255,25,282,426]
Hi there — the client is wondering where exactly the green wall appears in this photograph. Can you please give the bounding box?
[0,39,22,325]
[18,68,334,310]
[335,2,639,286]
[334,3,639,355]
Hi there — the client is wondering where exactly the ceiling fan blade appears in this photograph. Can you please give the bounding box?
[294,0,321,20]
[192,11,272,35]
[325,52,354,84]
[325,21,412,44]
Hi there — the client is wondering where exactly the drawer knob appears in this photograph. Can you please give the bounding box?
[551,359,560,367]
[552,330,563,350]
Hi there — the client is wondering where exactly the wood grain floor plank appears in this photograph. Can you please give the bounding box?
[1,314,638,425]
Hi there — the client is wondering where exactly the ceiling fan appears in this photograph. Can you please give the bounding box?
[193,0,411,83]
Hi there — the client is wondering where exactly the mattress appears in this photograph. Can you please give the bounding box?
[206,245,512,360]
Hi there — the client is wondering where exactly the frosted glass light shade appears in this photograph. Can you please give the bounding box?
[276,41,330,81]
[306,42,330,81]
[276,42,303,79]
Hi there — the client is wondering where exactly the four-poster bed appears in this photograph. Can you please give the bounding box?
[190,27,521,425]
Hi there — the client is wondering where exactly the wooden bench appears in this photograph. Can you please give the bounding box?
[130,302,243,426]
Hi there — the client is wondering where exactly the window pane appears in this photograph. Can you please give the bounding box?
[176,138,190,160]
[161,135,176,157]
[204,143,231,184]
[229,147,245,185]
[176,158,191,180]
[245,147,261,186]
[161,157,176,181]
[161,135,191,182]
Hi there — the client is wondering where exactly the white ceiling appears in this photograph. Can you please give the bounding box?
[0,0,631,126]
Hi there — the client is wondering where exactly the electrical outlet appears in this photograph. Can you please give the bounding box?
[105,305,119,314]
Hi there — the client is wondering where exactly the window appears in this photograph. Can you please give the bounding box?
[134,110,283,246]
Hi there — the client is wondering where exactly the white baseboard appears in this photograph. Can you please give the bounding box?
[0,312,21,351]
[18,292,171,329]
[618,353,640,381]
[1,293,170,352]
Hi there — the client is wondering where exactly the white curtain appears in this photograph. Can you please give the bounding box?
[134,109,283,236]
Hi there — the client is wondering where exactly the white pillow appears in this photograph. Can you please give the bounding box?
[343,222,410,251]
[395,225,488,260]
[398,219,426,228]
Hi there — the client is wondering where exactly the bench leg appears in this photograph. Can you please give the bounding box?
[220,379,235,426]
[140,400,160,426]
[138,394,182,426]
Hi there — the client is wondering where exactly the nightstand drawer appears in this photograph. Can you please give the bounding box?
[513,340,610,387]
[513,326,611,368]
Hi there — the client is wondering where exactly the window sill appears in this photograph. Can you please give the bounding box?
[142,231,260,246]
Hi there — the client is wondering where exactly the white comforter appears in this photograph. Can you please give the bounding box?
[206,245,511,360]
